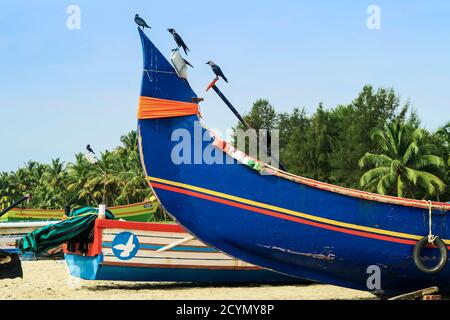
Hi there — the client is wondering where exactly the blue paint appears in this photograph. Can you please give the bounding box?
[65,254,103,280]
[136,29,450,297]
[111,232,140,261]
[0,248,19,254]
[65,253,302,283]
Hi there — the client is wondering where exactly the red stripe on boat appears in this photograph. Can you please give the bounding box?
[150,182,424,246]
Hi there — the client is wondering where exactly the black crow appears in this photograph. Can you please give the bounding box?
[168,28,190,55]
[134,14,151,29]
[206,61,228,83]
[86,144,95,155]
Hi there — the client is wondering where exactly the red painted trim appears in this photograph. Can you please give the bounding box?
[90,219,103,256]
[151,182,424,247]
[208,131,450,210]
[284,176,450,210]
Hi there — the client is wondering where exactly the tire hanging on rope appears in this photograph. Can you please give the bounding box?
[413,201,448,274]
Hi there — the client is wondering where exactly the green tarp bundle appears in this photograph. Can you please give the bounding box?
[18,207,114,255]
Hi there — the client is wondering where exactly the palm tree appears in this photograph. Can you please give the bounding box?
[0,172,12,208]
[42,158,68,208]
[113,130,150,205]
[0,130,154,211]
[436,122,450,201]
[67,153,96,206]
[359,121,446,199]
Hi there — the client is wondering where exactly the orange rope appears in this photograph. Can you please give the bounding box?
[138,96,200,119]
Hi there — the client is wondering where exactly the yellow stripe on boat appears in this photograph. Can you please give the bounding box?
[148,176,448,244]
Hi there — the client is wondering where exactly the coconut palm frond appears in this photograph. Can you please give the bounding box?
[360,167,390,188]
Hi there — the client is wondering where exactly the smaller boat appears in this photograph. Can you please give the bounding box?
[0,221,56,255]
[0,201,157,257]
[65,218,302,283]
[0,201,158,222]
[0,195,30,279]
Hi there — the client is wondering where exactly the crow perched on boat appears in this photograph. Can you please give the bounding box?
[168,29,190,55]
[206,61,228,83]
[134,14,151,29]
[86,144,95,155]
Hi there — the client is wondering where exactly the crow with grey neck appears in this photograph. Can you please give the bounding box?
[168,28,190,55]
[134,14,151,29]
[206,61,228,83]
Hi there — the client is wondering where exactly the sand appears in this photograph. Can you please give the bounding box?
[0,261,375,300]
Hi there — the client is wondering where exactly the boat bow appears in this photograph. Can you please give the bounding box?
[136,28,450,296]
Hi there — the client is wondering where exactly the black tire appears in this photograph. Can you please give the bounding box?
[413,236,448,274]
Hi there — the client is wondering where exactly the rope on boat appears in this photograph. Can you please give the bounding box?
[144,69,177,75]
[426,200,437,244]
[144,70,177,84]
[413,201,447,274]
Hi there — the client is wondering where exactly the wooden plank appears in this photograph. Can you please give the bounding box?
[423,295,442,301]
[388,287,439,300]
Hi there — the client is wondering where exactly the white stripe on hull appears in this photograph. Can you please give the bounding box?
[102,255,249,268]
[104,229,187,239]
[102,248,232,260]
[102,233,207,247]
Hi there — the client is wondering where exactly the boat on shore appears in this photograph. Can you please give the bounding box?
[65,219,302,283]
[0,201,158,257]
[0,221,56,255]
[135,28,450,297]
[0,201,158,223]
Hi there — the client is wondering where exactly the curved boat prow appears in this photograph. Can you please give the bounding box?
[136,28,450,297]
[138,28,197,102]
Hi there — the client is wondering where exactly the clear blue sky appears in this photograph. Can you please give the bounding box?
[1,1,449,172]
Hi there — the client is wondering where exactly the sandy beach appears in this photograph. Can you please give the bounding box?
[0,261,375,300]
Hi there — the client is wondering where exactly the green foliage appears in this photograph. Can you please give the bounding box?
[0,130,151,210]
[359,121,446,199]
[232,85,449,201]
[1,85,448,209]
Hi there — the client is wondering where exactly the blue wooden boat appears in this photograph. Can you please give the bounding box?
[135,28,450,297]
[65,219,301,283]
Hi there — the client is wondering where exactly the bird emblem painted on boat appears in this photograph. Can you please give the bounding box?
[206,61,228,83]
[112,232,140,260]
[168,28,190,55]
[113,235,135,258]
[134,14,151,29]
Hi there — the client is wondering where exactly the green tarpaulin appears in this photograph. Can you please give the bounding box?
[18,207,114,254]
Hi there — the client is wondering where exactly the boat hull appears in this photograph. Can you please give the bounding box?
[134,28,450,296]
[139,115,450,297]
[65,219,302,283]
